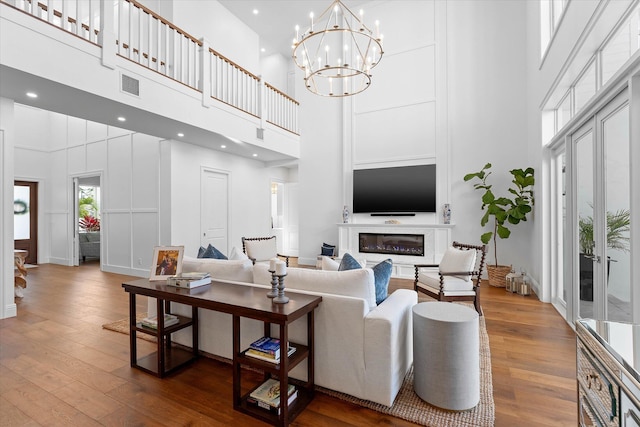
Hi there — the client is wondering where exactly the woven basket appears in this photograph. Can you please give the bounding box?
[486,264,512,288]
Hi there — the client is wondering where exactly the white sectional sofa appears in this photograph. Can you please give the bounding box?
[156,256,417,407]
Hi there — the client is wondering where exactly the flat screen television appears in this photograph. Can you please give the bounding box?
[352,164,436,214]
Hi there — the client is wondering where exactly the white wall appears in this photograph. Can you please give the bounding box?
[169,1,260,72]
[447,0,531,273]
[13,104,168,277]
[170,140,290,258]
[261,53,291,95]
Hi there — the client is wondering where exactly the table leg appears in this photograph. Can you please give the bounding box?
[156,298,165,377]
[232,315,241,409]
[129,292,137,367]
[279,322,289,426]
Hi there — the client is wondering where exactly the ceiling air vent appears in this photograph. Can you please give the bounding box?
[121,74,140,96]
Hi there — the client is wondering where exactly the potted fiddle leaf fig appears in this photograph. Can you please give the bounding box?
[463,163,535,287]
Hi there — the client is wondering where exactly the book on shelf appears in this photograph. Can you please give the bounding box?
[245,345,296,363]
[248,337,284,359]
[248,378,297,409]
[167,272,211,288]
[140,313,179,329]
[247,390,298,415]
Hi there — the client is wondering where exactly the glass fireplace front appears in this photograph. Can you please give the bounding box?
[358,233,424,256]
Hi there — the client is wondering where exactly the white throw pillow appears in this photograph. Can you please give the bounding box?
[229,246,249,261]
[439,247,476,280]
[321,256,340,271]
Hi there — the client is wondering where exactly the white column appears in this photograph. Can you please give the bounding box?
[0,98,17,319]
[99,0,117,70]
[199,37,212,108]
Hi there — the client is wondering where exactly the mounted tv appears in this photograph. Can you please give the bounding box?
[352,164,436,214]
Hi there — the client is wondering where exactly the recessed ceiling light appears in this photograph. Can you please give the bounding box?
[26,92,38,98]
[252,153,258,157]
[261,48,266,53]
[221,144,227,149]
[253,9,259,15]
[177,133,184,137]
[117,116,126,122]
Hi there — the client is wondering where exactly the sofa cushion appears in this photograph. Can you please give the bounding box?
[321,256,340,271]
[199,244,228,260]
[338,253,362,271]
[372,259,393,304]
[253,263,377,308]
[182,256,253,282]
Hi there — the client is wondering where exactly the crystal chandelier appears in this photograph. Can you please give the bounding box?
[292,0,384,97]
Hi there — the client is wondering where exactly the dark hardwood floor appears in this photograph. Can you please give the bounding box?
[0,262,577,426]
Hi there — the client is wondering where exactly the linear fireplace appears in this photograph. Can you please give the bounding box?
[359,233,425,257]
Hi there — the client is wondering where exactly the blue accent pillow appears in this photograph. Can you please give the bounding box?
[321,242,336,256]
[372,259,393,304]
[197,246,206,258]
[338,253,361,271]
[200,244,228,260]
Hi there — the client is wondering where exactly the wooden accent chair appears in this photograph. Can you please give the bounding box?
[241,236,290,266]
[414,241,487,315]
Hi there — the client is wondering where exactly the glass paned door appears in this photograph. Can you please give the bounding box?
[603,103,631,321]
[572,91,631,322]
[574,126,595,319]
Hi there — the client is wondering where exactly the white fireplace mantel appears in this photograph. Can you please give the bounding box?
[337,223,454,278]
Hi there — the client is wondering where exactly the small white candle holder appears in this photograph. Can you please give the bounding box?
[267,270,278,298]
[273,274,289,304]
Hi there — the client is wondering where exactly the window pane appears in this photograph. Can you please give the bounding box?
[602,6,640,85]
[552,0,564,29]
[574,62,596,113]
[604,104,630,322]
[557,92,571,131]
[14,186,30,240]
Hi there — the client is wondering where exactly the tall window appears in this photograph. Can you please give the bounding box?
[541,0,568,57]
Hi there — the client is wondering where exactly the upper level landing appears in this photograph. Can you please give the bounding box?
[0,0,300,164]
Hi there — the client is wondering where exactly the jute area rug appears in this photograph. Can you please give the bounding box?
[102,314,495,427]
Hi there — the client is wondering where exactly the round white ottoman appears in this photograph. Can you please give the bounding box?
[412,301,480,411]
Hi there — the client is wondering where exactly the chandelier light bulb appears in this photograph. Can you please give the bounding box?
[310,12,314,32]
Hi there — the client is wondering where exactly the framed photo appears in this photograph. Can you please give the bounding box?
[150,246,184,281]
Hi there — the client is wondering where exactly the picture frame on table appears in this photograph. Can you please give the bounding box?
[150,246,184,281]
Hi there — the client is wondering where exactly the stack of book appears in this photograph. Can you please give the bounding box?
[140,313,179,329]
[245,337,296,363]
[167,272,211,288]
[247,378,298,415]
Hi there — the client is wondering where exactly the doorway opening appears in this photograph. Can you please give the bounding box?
[75,176,101,267]
[14,180,38,265]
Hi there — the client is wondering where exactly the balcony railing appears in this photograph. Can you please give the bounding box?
[3,0,299,135]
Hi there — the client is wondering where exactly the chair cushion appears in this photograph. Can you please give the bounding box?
[439,247,476,280]
[198,244,228,260]
[372,259,393,304]
[417,270,474,292]
[244,238,277,262]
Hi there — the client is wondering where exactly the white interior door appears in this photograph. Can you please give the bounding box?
[201,170,229,255]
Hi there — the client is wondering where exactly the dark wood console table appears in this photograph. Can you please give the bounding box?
[122,279,322,427]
